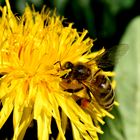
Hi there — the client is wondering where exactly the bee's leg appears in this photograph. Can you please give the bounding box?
[93,68,102,76]
[86,87,92,101]
[64,87,84,93]
[81,82,92,101]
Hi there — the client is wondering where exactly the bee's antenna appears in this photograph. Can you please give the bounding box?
[54,61,62,69]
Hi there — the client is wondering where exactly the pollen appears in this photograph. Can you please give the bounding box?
[0,0,115,140]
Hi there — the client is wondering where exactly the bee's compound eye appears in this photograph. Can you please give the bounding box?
[64,61,74,69]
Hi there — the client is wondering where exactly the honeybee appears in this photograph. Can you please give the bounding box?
[57,45,127,111]
[59,61,114,111]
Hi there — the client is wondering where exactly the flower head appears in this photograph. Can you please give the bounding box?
[0,0,115,140]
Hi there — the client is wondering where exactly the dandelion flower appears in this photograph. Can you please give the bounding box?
[0,0,115,140]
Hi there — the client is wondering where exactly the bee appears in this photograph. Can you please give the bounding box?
[59,61,114,111]
[57,45,127,111]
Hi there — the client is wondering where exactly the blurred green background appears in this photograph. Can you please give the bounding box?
[0,0,140,140]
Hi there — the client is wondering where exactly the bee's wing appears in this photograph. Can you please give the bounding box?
[87,44,128,69]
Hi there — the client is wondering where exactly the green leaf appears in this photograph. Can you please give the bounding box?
[99,106,125,140]
[115,16,140,140]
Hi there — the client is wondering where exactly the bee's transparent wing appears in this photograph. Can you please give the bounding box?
[93,44,128,69]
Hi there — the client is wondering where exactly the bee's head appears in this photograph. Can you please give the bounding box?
[60,61,74,79]
[63,61,74,69]
[63,62,91,81]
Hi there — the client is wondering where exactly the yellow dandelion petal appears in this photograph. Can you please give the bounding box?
[37,113,52,140]
[0,0,116,140]
[13,107,33,140]
[0,97,13,128]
